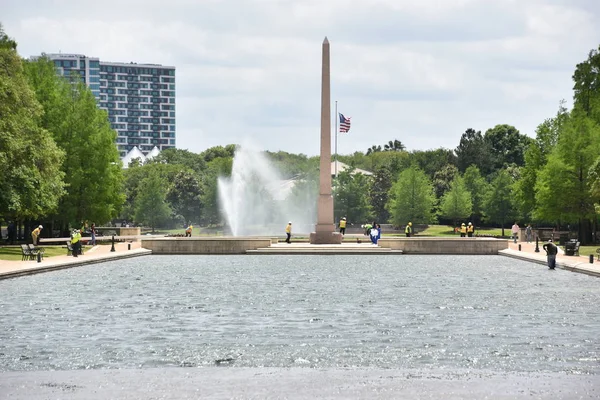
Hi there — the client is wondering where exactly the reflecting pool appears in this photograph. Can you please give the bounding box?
[1,255,599,375]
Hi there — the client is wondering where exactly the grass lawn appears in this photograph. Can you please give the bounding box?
[576,245,599,257]
[144,225,510,239]
[0,245,86,261]
[418,225,507,237]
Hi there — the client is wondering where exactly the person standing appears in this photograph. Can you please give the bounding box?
[542,239,558,269]
[90,223,97,245]
[511,222,520,243]
[185,225,193,237]
[460,223,467,237]
[525,224,533,243]
[285,222,292,244]
[71,229,81,257]
[339,217,347,235]
[31,225,43,245]
[467,222,474,237]
[405,222,412,237]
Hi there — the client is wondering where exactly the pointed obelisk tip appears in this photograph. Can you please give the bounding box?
[323,36,329,44]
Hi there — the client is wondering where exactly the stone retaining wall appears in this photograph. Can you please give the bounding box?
[141,237,273,254]
[377,237,507,254]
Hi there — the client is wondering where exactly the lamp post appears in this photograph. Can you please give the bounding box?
[110,235,116,252]
[534,235,540,253]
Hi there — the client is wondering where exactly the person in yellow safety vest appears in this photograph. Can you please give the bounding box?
[467,222,474,237]
[31,225,43,245]
[405,222,412,237]
[185,225,193,237]
[339,217,347,235]
[71,229,82,257]
[285,222,292,243]
[460,223,467,237]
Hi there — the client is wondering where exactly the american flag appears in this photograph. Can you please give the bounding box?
[339,113,351,133]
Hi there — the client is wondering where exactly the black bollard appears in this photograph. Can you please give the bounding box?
[110,235,116,252]
[518,244,521,251]
[128,243,131,251]
[37,252,41,263]
[534,237,540,253]
[590,254,594,264]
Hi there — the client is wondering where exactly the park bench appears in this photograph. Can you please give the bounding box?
[28,244,45,260]
[20,244,34,261]
[564,240,580,256]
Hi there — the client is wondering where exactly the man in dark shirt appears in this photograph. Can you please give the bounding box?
[542,239,558,270]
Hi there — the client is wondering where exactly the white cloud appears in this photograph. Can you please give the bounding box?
[2,0,599,156]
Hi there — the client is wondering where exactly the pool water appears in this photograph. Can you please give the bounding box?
[1,255,599,374]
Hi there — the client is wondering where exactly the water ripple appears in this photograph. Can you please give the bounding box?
[1,255,599,374]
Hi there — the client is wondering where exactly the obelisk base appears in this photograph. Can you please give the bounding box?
[310,227,343,244]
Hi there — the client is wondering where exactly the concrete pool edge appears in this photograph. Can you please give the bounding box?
[0,248,152,280]
[141,236,509,255]
[0,367,597,400]
[2,240,599,280]
[500,248,600,277]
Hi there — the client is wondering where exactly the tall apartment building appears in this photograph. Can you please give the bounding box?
[31,53,176,158]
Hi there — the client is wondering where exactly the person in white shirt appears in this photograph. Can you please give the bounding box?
[511,222,520,243]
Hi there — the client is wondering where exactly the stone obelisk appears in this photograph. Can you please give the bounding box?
[310,37,342,244]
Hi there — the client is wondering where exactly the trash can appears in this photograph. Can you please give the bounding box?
[559,233,569,246]
[564,239,577,256]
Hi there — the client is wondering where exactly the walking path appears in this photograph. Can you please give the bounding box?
[0,241,150,280]
[502,240,600,277]
[1,238,599,280]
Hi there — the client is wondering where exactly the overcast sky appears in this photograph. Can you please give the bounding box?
[3,0,600,156]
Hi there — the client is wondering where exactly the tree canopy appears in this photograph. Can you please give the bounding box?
[387,166,436,225]
[0,32,65,221]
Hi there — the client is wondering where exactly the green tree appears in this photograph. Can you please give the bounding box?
[514,103,568,222]
[483,124,533,171]
[432,164,459,199]
[535,110,600,241]
[0,28,65,221]
[384,139,405,152]
[439,175,472,227]
[24,58,124,227]
[573,45,600,119]
[0,23,17,50]
[367,150,409,178]
[369,166,393,223]
[200,144,236,163]
[387,166,436,225]
[134,169,171,232]
[121,162,183,223]
[333,169,373,224]
[462,165,488,226]
[482,169,517,236]
[408,148,457,180]
[455,128,489,173]
[167,170,203,225]
[150,148,206,174]
[366,145,382,155]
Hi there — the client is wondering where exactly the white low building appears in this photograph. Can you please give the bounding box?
[121,146,160,168]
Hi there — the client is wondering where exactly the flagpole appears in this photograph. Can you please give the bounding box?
[335,100,338,177]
